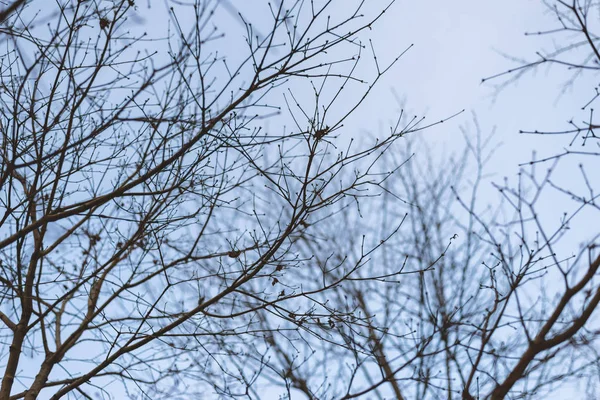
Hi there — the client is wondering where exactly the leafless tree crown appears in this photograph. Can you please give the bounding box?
[0,1,599,400]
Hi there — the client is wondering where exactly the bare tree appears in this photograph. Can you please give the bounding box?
[0,1,449,399]
[273,1,600,398]
[0,0,26,23]
[283,117,598,400]
[4,1,598,399]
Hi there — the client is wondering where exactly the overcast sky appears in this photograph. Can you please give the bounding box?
[355,0,586,165]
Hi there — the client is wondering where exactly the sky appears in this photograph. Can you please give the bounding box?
[353,0,582,168]
[353,0,598,259]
